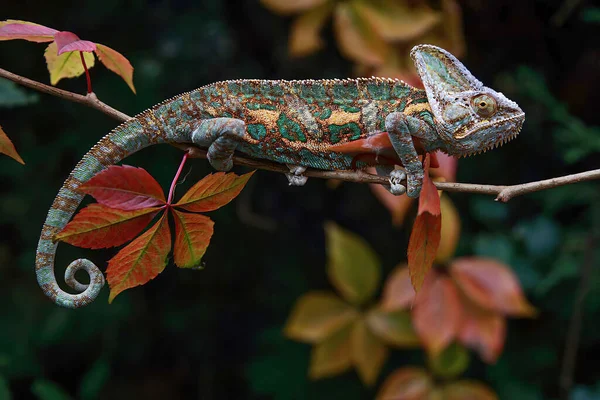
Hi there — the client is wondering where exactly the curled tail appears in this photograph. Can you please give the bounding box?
[35,108,191,308]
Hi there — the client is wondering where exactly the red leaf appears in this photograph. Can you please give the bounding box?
[413,273,462,356]
[79,165,166,210]
[458,301,506,364]
[54,31,96,55]
[407,154,441,291]
[0,20,56,43]
[107,214,171,303]
[381,264,415,311]
[407,212,441,291]
[174,171,254,212]
[172,210,214,268]
[95,43,136,93]
[55,204,160,249]
[0,125,25,164]
[417,154,441,216]
[449,257,537,317]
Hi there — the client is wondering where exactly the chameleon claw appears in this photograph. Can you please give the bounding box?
[286,164,308,187]
[389,169,407,196]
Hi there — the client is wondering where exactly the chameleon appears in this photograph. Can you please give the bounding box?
[35,44,525,308]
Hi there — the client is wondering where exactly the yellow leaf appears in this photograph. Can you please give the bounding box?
[351,317,388,386]
[325,222,381,305]
[353,0,441,42]
[333,1,389,66]
[44,42,95,86]
[289,3,334,57]
[435,194,461,264]
[442,380,498,400]
[309,322,353,379]
[284,291,358,343]
[95,43,136,93]
[0,125,25,164]
[376,367,433,400]
[260,0,330,15]
[366,307,420,348]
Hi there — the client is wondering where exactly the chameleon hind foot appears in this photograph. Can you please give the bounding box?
[389,169,407,196]
[376,165,407,196]
[191,118,247,171]
[286,164,308,186]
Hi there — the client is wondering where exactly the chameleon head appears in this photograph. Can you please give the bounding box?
[410,44,525,157]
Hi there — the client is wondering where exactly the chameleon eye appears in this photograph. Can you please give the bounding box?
[471,94,497,117]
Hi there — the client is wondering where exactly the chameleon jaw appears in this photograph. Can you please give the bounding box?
[457,113,524,157]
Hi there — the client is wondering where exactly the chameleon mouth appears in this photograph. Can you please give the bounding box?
[459,113,524,157]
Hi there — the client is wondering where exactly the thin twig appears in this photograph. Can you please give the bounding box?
[2,66,599,202]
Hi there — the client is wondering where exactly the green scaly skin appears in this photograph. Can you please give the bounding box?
[36,45,525,308]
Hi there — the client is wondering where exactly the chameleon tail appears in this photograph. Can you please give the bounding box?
[35,109,185,308]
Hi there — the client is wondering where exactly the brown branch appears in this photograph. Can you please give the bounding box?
[2,66,599,201]
[0,67,131,122]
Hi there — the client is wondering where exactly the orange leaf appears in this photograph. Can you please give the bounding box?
[366,307,420,347]
[55,204,160,249]
[107,214,171,303]
[458,301,506,364]
[413,273,462,356]
[44,41,95,85]
[285,291,358,343]
[0,20,56,43]
[289,3,334,57]
[80,165,166,210]
[417,155,441,216]
[0,125,25,164]
[435,194,460,264]
[333,2,389,66]
[351,317,388,386]
[174,171,254,212]
[353,0,441,42]
[381,264,416,311]
[260,0,329,15]
[95,43,136,93]
[325,222,381,305]
[309,322,354,379]
[408,155,441,291]
[407,212,441,292]
[449,257,537,317]
[172,210,214,269]
[442,380,498,400]
[376,367,432,400]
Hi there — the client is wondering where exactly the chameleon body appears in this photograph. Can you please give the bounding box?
[36,45,525,308]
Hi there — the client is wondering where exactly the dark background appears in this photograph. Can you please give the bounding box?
[1,0,599,399]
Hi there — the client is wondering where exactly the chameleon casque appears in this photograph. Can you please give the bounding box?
[36,45,525,308]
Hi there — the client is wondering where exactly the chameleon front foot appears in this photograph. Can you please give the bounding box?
[389,169,407,196]
[286,164,308,186]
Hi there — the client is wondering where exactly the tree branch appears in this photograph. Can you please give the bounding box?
[2,66,599,202]
[0,67,130,122]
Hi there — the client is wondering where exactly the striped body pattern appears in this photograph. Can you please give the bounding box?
[36,45,525,308]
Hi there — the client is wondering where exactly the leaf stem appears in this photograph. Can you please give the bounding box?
[79,51,92,94]
[167,152,189,205]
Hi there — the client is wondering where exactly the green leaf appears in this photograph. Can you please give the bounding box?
[78,358,110,400]
[366,307,420,347]
[0,79,38,108]
[428,342,470,379]
[0,376,11,400]
[284,291,358,343]
[325,222,381,305]
[31,380,72,400]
